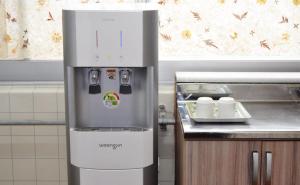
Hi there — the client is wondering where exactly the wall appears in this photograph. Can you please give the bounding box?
[0,84,175,185]
[0,125,67,185]
[0,124,175,185]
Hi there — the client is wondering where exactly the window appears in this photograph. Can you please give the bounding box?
[0,0,299,60]
[0,0,135,60]
[157,0,300,58]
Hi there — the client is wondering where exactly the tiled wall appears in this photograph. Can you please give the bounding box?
[0,125,67,185]
[0,84,176,185]
[0,124,175,185]
[158,126,175,185]
[0,85,65,122]
[158,84,175,185]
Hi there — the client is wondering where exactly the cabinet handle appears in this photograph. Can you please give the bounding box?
[252,151,259,185]
[265,152,272,185]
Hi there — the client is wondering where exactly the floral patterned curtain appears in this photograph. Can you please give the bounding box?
[0,0,134,60]
[0,0,299,60]
[0,0,8,58]
[157,0,300,58]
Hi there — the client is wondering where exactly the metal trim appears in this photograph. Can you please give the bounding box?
[0,59,300,82]
[0,60,64,81]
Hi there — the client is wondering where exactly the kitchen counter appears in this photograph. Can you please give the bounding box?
[178,101,300,139]
[175,73,300,185]
[175,72,300,139]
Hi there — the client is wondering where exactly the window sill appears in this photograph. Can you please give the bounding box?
[0,59,299,83]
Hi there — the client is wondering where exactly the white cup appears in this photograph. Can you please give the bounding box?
[196,97,214,118]
[217,97,236,118]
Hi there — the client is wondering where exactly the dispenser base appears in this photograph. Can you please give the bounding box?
[79,168,143,185]
[70,128,153,169]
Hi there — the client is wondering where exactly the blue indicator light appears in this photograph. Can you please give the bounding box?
[120,31,123,48]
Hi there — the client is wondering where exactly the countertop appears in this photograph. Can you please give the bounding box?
[178,101,300,139]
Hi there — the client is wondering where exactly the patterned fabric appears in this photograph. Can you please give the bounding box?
[157,0,300,58]
[0,0,299,59]
[1,0,65,59]
[0,0,132,60]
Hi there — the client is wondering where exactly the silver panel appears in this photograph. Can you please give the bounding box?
[63,10,157,67]
[73,67,148,128]
[62,11,77,69]
[143,10,158,68]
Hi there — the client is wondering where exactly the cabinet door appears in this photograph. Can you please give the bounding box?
[261,141,300,185]
[186,141,262,185]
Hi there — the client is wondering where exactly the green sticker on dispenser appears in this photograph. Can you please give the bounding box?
[103,91,120,109]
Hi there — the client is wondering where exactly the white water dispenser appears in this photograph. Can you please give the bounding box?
[63,5,158,185]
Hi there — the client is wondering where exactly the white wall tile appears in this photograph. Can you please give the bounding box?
[11,126,34,135]
[159,181,175,185]
[59,159,68,181]
[57,126,66,136]
[59,181,68,185]
[159,126,174,137]
[57,88,65,113]
[14,181,36,185]
[34,113,57,122]
[36,159,59,181]
[159,134,175,158]
[0,113,10,121]
[159,84,175,113]
[34,87,58,113]
[0,181,13,185]
[10,113,34,121]
[0,159,13,180]
[35,136,58,158]
[13,159,36,180]
[158,158,175,182]
[12,136,35,158]
[9,86,34,113]
[0,136,11,158]
[58,136,66,159]
[0,86,10,113]
[37,181,59,185]
[57,113,65,122]
[0,126,11,135]
[35,125,58,136]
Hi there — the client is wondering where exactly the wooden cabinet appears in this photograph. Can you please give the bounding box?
[186,141,261,185]
[261,142,300,185]
[176,123,300,185]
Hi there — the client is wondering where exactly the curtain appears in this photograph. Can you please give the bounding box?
[157,0,300,58]
[0,0,8,58]
[0,0,135,60]
[1,0,299,60]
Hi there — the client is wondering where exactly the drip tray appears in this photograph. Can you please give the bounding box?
[73,127,148,132]
[70,128,153,169]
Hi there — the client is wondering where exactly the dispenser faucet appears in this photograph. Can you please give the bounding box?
[88,68,101,94]
[119,69,132,94]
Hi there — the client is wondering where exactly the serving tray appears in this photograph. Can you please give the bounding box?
[185,101,251,123]
[180,84,232,99]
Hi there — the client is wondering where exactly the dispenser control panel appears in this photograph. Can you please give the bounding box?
[70,11,156,67]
